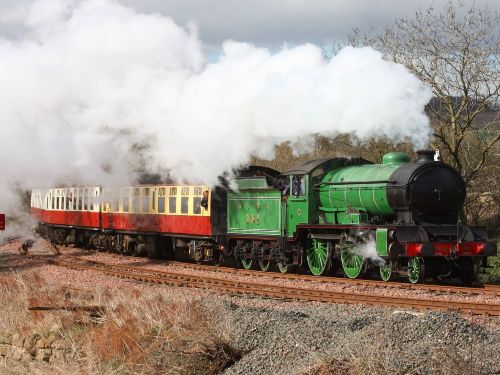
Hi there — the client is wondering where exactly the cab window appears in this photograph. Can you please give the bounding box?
[291,176,306,196]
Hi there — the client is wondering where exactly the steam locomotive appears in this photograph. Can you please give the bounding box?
[31,150,496,284]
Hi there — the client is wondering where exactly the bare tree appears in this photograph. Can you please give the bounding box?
[329,1,500,225]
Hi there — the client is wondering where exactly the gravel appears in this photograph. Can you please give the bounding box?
[215,300,500,374]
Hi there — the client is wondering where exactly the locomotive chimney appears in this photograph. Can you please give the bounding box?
[415,150,435,163]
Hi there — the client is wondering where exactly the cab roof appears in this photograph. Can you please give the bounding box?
[282,157,370,176]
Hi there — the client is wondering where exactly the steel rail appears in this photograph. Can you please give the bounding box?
[86,251,500,296]
[165,260,500,296]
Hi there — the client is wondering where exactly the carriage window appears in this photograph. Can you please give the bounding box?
[194,186,202,196]
[193,197,202,214]
[169,196,177,213]
[169,187,177,195]
[83,190,88,211]
[52,197,55,210]
[66,191,72,210]
[56,197,59,210]
[132,197,139,212]
[92,190,97,211]
[142,196,150,213]
[133,188,140,196]
[158,196,165,213]
[181,197,189,214]
[152,192,156,210]
[113,198,119,212]
[89,191,95,211]
[123,197,129,212]
[181,187,189,196]
[159,187,166,196]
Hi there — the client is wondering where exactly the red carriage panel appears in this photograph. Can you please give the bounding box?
[102,213,212,236]
[30,208,44,222]
[42,210,100,229]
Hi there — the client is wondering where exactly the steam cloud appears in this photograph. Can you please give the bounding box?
[352,241,386,266]
[0,0,433,214]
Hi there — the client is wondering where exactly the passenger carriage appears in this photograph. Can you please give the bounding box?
[31,184,227,261]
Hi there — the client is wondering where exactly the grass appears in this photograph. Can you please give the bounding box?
[479,237,500,284]
[480,254,500,284]
[0,271,240,374]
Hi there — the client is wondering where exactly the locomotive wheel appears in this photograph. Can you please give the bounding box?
[340,241,366,279]
[408,257,424,284]
[241,258,253,270]
[307,239,331,276]
[214,252,224,267]
[276,262,289,273]
[379,261,395,282]
[458,257,478,286]
[258,259,271,272]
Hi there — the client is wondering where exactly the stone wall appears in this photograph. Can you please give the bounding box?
[0,329,74,363]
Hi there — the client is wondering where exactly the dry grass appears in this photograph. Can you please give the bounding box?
[0,271,240,374]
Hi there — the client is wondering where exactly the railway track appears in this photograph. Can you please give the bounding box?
[94,251,500,296]
[168,260,500,296]
[41,253,500,316]
[6,236,499,296]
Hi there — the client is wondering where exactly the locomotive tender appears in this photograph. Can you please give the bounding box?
[31,150,496,284]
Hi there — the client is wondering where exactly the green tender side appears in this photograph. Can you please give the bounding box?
[227,178,283,236]
[318,154,409,223]
[236,178,268,189]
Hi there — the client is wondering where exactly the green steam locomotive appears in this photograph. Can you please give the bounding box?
[227,150,496,284]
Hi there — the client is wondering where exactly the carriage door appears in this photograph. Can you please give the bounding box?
[286,175,308,237]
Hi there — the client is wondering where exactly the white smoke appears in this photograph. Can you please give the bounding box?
[0,0,433,214]
[353,241,386,265]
